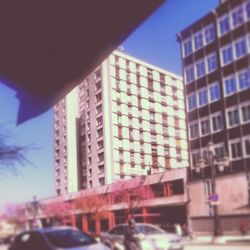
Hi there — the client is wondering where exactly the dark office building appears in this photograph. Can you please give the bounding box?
[178,0,250,233]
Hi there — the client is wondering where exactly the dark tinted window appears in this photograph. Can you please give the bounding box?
[109,226,125,235]
[12,232,47,250]
[45,228,95,248]
[139,225,165,235]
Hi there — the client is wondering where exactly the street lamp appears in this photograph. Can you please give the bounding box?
[194,142,230,237]
[26,196,41,229]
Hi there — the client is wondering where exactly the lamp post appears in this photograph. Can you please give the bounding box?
[26,196,41,229]
[194,142,230,237]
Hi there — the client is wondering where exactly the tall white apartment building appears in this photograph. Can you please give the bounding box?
[54,50,188,195]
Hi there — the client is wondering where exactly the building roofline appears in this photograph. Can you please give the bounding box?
[112,50,183,81]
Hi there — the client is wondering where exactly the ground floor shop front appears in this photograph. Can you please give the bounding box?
[59,204,188,234]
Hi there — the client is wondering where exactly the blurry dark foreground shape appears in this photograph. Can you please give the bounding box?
[0,0,164,124]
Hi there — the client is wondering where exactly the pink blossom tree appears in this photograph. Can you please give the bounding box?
[1,204,27,232]
[42,199,73,225]
[111,177,155,219]
[74,192,109,221]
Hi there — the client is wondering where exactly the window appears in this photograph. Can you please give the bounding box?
[204,24,215,44]
[198,88,208,107]
[189,122,199,139]
[232,6,244,28]
[99,177,105,186]
[118,126,122,138]
[97,116,103,126]
[96,81,101,91]
[183,38,193,56]
[187,93,197,111]
[211,113,223,132]
[191,151,200,166]
[129,128,134,138]
[89,169,92,177]
[194,31,203,50]
[98,152,104,162]
[247,0,250,19]
[214,144,225,159]
[207,53,217,73]
[241,103,250,123]
[224,76,237,96]
[148,79,153,89]
[109,226,125,235]
[227,108,239,127]
[200,119,210,136]
[88,157,92,165]
[97,140,104,150]
[238,69,250,90]
[196,60,206,78]
[96,93,102,102]
[164,145,170,156]
[209,82,220,102]
[130,152,135,163]
[244,137,250,156]
[95,69,101,80]
[230,141,242,159]
[185,65,195,83]
[87,134,91,142]
[150,111,155,120]
[97,128,103,138]
[163,126,168,136]
[221,45,233,65]
[162,114,168,124]
[219,14,230,36]
[96,104,102,114]
[234,38,247,59]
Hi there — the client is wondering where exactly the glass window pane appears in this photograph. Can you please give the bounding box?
[198,89,208,106]
[205,25,215,44]
[232,7,244,27]
[210,83,220,102]
[219,15,230,35]
[238,69,250,90]
[207,54,217,72]
[224,76,236,96]
[222,46,233,65]
[235,38,247,58]
[194,32,203,50]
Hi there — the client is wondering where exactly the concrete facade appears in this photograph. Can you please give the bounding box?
[53,50,188,195]
[178,0,250,233]
[189,172,250,233]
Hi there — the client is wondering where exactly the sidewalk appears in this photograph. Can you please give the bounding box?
[183,234,250,246]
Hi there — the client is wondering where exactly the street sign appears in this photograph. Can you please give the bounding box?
[209,193,219,206]
[209,193,219,202]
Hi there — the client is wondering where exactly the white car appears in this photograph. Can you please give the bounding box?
[9,226,110,250]
[101,223,183,250]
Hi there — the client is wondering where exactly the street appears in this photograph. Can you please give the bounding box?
[1,244,250,250]
[184,246,250,250]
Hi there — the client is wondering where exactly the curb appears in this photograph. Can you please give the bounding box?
[183,238,250,246]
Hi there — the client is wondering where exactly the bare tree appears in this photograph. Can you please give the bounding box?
[0,126,32,174]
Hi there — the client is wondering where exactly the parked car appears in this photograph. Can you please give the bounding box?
[100,223,183,250]
[8,226,111,250]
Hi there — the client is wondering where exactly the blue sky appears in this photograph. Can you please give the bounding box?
[0,0,219,209]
